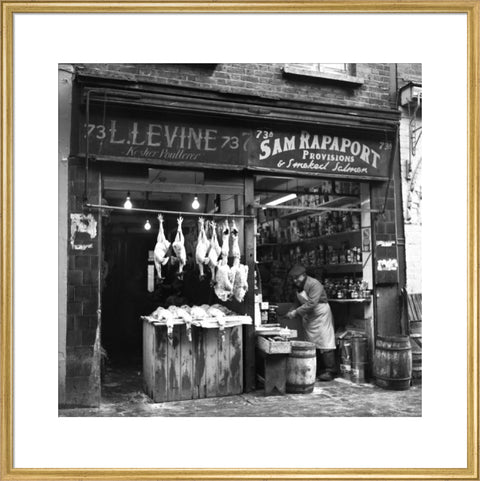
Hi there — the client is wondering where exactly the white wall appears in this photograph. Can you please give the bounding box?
[399,108,422,294]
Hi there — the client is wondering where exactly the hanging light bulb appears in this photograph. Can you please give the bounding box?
[144,219,151,231]
[192,194,200,210]
[124,191,133,209]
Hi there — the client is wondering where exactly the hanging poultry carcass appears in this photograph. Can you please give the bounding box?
[220,219,230,259]
[195,217,210,280]
[214,220,233,301]
[230,219,241,259]
[206,220,221,271]
[172,216,187,279]
[233,262,249,302]
[214,257,234,302]
[229,219,241,285]
[153,214,171,280]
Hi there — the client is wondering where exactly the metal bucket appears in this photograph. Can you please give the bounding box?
[351,336,367,383]
[339,338,352,380]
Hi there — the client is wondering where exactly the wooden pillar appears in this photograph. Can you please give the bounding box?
[58,65,74,406]
[243,175,256,391]
[360,182,375,371]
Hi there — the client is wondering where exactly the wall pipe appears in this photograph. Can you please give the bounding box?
[254,203,381,214]
[85,203,255,219]
[84,89,91,204]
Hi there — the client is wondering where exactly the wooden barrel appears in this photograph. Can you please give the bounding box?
[351,336,367,383]
[412,350,422,380]
[373,336,412,390]
[286,341,316,394]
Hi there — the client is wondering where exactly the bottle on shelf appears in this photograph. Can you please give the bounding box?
[324,276,371,300]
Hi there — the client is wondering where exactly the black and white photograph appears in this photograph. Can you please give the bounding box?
[58,63,423,417]
[3,7,476,478]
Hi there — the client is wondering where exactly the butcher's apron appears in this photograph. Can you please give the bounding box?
[296,290,336,350]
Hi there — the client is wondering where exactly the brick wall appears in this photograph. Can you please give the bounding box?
[397,63,422,86]
[65,160,102,407]
[75,63,394,110]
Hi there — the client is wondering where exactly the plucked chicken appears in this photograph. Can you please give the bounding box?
[208,306,227,336]
[206,220,221,270]
[210,304,233,316]
[220,220,230,259]
[195,217,210,280]
[190,305,208,320]
[227,219,240,284]
[230,219,241,259]
[206,306,226,318]
[172,216,187,279]
[150,306,175,344]
[233,262,249,303]
[214,257,234,302]
[176,306,193,341]
[180,305,192,315]
[229,256,240,287]
[153,214,171,280]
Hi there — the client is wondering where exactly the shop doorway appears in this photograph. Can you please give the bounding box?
[99,166,246,373]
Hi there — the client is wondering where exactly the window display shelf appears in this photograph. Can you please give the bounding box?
[328,297,372,303]
[323,263,363,274]
[278,196,359,220]
[284,230,361,246]
[257,230,361,248]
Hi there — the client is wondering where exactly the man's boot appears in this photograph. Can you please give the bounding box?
[315,349,323,379]
[317,349,336,381]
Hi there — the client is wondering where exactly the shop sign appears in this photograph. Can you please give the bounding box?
[80,107,251,169]
[80,107,392,179]
[249,128,392,179]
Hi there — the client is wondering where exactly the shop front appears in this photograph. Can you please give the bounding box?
[65,77,403,405]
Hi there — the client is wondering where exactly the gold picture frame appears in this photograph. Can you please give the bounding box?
[1,2,478,480]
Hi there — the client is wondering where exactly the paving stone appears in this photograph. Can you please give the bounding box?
[60,366,421,417]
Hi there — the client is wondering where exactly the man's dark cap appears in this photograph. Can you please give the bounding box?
[288,264,306,277]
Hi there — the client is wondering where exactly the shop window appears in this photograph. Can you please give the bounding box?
[283,63,364,87]
[254,175,372,305]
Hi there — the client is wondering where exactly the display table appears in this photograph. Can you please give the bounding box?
[142,315,252,403]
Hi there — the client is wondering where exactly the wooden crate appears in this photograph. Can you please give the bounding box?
[256,335,291,355]
[406,292,422,380]
[143,318,244,402]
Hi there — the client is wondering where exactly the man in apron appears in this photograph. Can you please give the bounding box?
[286,264,336,381]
